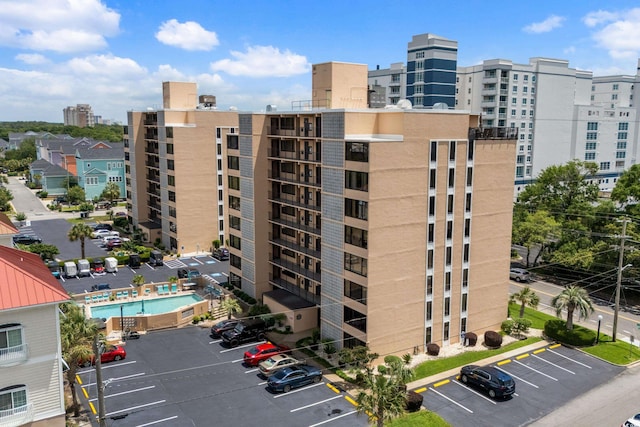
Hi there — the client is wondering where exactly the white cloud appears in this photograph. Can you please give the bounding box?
[583,10,619,27]
[586,8,640,59]
[65,54,147,79]
[210,45,310,77]
[523,15,565,34]
[155,19,219,51]
[0,0,120,53]
[563,46,576,55]
[15,53,49,64]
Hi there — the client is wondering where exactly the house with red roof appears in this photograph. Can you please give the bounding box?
[0,246,69,426]
[0,212,18,247]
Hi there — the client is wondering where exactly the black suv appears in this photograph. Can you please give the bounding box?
[221,318,267,348]
[177,268,201,279]
[13,234,42,245]
[210,319,239,338]
[459,365,515,398]
[93,223,113,231]
[213,247,230,261]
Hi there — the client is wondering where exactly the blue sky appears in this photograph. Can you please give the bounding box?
[1,0,640,123]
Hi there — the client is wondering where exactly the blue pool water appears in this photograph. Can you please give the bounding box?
[89,294,204,319]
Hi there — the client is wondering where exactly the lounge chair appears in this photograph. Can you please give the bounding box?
[163,284,169,295]
[92,295,99,304]
[122,291,129,299]
[103,292,111,301]
[171,284,177,294]
[116,291,123,300]
[157,285,164,295]
[85,296,91,304]
[144,288,151,296]
[132,290,138,298]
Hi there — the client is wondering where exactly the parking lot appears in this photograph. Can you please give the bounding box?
[76,327,369,427]
[413,343,624,426]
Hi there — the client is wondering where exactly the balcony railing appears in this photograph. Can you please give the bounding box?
[0,343,28,365]
[270,258,321,282]
[0,403,34,426]
[469,127,519,140]
[269,173,321,189]
[271,238,321,260]
[269,196,321,212]
[269,216,321,237]
[267,149,321,163]
[270,277,320,305]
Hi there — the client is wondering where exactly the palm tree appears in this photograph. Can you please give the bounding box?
[509,286,540,318]
[551,285,594,330]
[132,274,145,286]
[101,181,121,205]
[356,369,408,427]
[68,223,94,259]
[60,303,99,417]
[220,296,242,319]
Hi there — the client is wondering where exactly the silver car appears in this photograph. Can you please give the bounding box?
[509,268,531,282]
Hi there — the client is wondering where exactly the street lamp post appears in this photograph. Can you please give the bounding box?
[612,219,629,343]
[596,315,603,344]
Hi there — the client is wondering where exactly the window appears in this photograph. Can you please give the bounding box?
[429,169,436,189]
[228,176,240,190]
[345,171,368,191]
[85,177,98,185]
[445,247,452,266]
[517,155,525,164]
[166,159,174,170]
[345,280,367,305]
[427,276,433,295]
[462,268,469,287]
[516,166,524,178]
[168,191,175,202]
[619,122,629,131]
[429,196,435,216]
[229,235,241,250]
[587,122,598,131]
[449,141,456,161]
[425,327,432,345]
[166,143,174,154]
[585,152,596,160]
[230,254,241,269]
[168,175,175,186]
[426,301,432,321]
[446,221,453,240]
[522,86,528,93]
[444,297,451,316]
[0,385,28,416]
[616,160,625,168]
[345,198,368,220]
[464,218,471,237]
[428,223,435,243]
[448,168,455,188]
[521,110,527,117]
[462,293,468,312]
[465,193,472,212]
[600,162,610,171]
[228,156,239,170]
[617,141,627,150]
[444,322,450,341]
[345,226,368,249]
[346,142,369,162]
[511,109,516,116]
[228,195,240,210]
[513,74,518,81]
[585,142,597,150]
[230,215,241,230]
[447,194,454,214]
[512,85,518,93]
[612,94,618,100]
[463,243,470,262]
[445,272,451,291]
[618,132,628,140]
[0,324,24,358]
[613,83,619,90]
[511,98,517,105]
[427,250,434,269]
[522,98,527,105]
[586,132,598,140]
[344,253,367,276]
[344,307,366,332]
[616,151,626,159]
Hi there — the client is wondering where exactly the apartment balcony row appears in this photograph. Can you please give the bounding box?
[146,185,160,197]
[270,277,320,305]
[0,343,28,366]
[269,215,321,237]
[145,160,160,169]
[145,144,159,154]
[469,127,519,140]
[271,237,321,260]
[0,402,34,427]
[144,133,158,141]
[269,195,321,212]
[146,173,160,182]
[266,126,320,139]
[268,149,321,163]
[270,173,321,189]
[270,257,321,283]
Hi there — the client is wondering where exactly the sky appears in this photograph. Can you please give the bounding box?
[1,0,640,124]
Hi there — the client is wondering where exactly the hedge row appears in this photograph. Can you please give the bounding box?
[232,288,257,305]
[544,319,596,346]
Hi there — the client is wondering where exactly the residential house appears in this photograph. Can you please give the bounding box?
[0,212,19,247]
[75,147,126,201]
[29,159,71,197]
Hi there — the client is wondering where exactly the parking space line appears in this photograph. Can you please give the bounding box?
[191,257,204,265]
[136,416,179,427]
[428,387,473,413]
[531,354,575,374]
[82,372,145,387]
[308,410,358,427]
[105,400,165,417]
[547,349,592,369]
[232,358,244,363]
[452,380,497,404]
[258,380,268,385]
[291,395,343,412]
[88,402,97,414]
[220,341,267,353]
[244,368,259,373]
[273,382,325,399]
[89,386,156,402]
[493,366,539,388]
[513,360,558,381]
[95,361,137,371]
[209,339,222,344]
[326,383,341,394]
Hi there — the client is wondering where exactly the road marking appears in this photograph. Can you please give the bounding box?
[231,358,244,363]
[101,361,137,369]
[414,387,427,393]
[220,341,267,353]
[344,396,358,406]
[244,368,259,373]
[453,380,497,404]
[516,354,529,360]
[82,372,145,387]
[428,387,473,413]
[433,379,450,387]
[136,416,178,427]
[514,360,558,381]
[493,366,539,388]
[533,348,546,354]
[105,400,165,417]
[497,359,511,366]
[326,383,340,394]
[90,386,156,402]
[546,349,592,369]
[308,410,358,427]
[89,402,97,414]
[291,395,343,412]
[82,387,89,398]
[549,344,562,349]
[623,329,630,334]
[258,380,268,385]
[209,339,222,344]
[76,375,82,384]
[532,354,575,374]
[273,382,325,398]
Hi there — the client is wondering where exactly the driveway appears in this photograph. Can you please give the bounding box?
[5,176,57,221]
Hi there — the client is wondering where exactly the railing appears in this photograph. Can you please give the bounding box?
[0,403,34,426]
[0,343,28,365]
[469,127,519,140]
[270,277,320,305]
[271,238,321,260]
[270,258,321,282]
[269,216,321,236]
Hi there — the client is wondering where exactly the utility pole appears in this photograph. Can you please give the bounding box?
[612,218,629,342]
[92,335,107,427]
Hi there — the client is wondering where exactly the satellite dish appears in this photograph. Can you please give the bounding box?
[433,102,449,110]
[229,106,238,111]
[397,99,413,109]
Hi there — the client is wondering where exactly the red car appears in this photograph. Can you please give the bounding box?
[81,345,126,367]
[243,342,290,367]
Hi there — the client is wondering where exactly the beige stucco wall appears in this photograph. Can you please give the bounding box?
[312,62,369,109]
[262,295,318,333]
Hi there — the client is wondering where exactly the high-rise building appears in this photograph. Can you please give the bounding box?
[231,62,517,356]
[124,82,237,253]
[63,104,95,128]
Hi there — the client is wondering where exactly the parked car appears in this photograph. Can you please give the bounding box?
[93,223,113,231]
[12,234,42,245]
[91,283,111,292]
[46,260,61,279]
[266,365,323,393]
[509,268,531,282]
[107,238,123,250]
[210,319,239,337]
[81,344,126,367]
[92,259,105,275]
[177,267,201,279]
[622,413,640,427]
[128,253,141,268]
[243,342,291,367]
[213,247,230,261]
[77,259,91,277]
[102,235,121,246]
[104,257,118,273]
[92,229,117,239]
[259,354,302,377]
[149,250,164,266]
[459,365,515,398]
[221,318,267,348]
[115,211,127,217]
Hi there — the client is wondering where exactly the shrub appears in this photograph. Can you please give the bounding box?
[484,330,503,348]
[384,355,402,365]
[512,318,532,336]
[501,319,515,335]
[544,319,596,346]
[405,390,424,412]
[465,332,478,346]
[323,342,337,357]
[248,304,271,316]
[402,353,412,365]
[192,315,201,324]
[426,343,440,356]
[113,217,128,228]
[37,190,48,198]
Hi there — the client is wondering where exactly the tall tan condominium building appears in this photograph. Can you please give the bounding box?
[125,82,237,254]
[230,62,517,356]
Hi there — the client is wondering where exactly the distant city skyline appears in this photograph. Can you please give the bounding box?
[0,0,639,122]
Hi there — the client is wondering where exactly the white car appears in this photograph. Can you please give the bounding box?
[92,229,113,239]
[623,414,640,427]
[102,234,122,245]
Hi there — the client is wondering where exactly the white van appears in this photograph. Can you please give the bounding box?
[64,261,78,278]
[77,259,91,277]
[104,257,118,273]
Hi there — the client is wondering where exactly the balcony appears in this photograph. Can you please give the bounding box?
[0,343,28,366]
[270,258,321,283]
[0,403,34,426]
[269,216,321,236]
[267,149,321,163]
[267,127,319,138]
[271,238,321,260]
[270,277,320,305]
[469,127,519,140]
[145,160,160,169]
[269,173,321,189]
[269,196,321,212]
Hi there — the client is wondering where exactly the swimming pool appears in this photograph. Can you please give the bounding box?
[89,294,204,319]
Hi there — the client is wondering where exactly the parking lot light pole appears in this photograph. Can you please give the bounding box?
[596,315,603,344]
[612,218,629,343]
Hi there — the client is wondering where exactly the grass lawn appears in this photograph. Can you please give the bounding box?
[413,337,541,380]
[385,410,451,427]
[508,302,556,329]
[582,337,640,364]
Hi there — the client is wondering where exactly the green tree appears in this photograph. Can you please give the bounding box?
[60,302,99,417]
[24,243,59,260]
[611,164,640,216]
[68,223,93,258]
[356,368,408,427]
[511,208,560,267]
[0,187,13,210]
[61,176,79,192]
[66,185,85,205]
[509,286,540,318]
[132,274,145,286]
[551,285,595,330]
[14,212,27,225]
[220,296,242,319]
[101,181,121,204]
